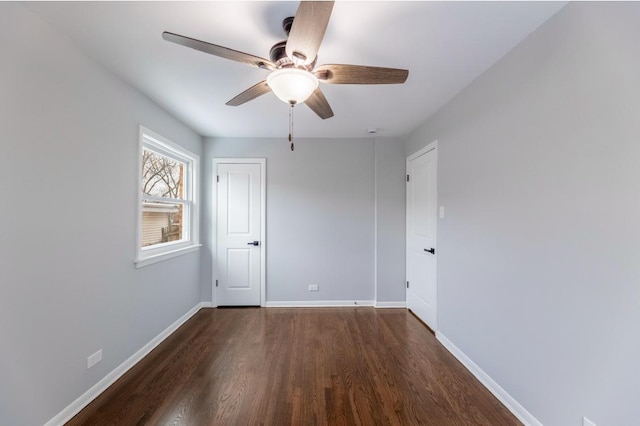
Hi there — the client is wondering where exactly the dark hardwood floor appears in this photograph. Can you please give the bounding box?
[67,308,520,425]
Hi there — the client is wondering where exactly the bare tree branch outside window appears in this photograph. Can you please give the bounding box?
[141,149,185,246]
[142,149,184,198]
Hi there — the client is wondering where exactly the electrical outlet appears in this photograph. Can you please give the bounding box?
[87,349,102,369]
[583,417,596,426]
[308,284,319,291]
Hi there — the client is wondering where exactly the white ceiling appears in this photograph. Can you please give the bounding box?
[26,1,566,139]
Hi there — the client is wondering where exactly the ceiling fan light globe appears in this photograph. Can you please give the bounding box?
[267,68,319,105]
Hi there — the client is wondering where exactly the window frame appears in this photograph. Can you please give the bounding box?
[135,126,200,268]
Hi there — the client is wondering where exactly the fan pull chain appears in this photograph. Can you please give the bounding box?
[288,103,295,151]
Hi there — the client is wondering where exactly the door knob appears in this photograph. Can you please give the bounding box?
[247,241,260,246]
[424,248,435,254]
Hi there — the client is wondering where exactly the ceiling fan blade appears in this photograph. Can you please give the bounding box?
[314,64,409,84]
[163,32,274,69]
[226,81,272,106]
[286,1,335,66]
[305,87,334,119]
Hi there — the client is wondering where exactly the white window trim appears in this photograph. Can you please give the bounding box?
[135,126,200,268]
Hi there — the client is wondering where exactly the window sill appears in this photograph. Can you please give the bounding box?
[135,244,201,268]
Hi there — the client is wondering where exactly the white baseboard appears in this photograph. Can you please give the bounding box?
[436,332,542,426]
[265,300,375,308]
[45,302,208,426]
[374,301,406,308]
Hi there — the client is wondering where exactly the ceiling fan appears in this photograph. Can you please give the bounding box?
[162,1,409,120]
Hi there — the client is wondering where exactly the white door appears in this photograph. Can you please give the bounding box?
[406,144,437,329]
[216,162,263,306]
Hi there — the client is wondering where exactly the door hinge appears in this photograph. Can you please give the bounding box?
[407,281,410,288]
[215,279,218,287]
[406,174,410,182]
[217,175,219,183]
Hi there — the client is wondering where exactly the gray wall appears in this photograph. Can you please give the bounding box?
[406,3,640,425]
[0,4,202,426]
[201,136,406,305]
[374,139,407,303]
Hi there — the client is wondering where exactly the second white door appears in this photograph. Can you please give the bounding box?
[216,162,263,306]
[406,144,437,330]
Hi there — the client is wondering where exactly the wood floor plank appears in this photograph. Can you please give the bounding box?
[67,308,521,425]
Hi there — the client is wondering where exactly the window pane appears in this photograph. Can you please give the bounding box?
[141,149,185,199]
[140,201,184,247]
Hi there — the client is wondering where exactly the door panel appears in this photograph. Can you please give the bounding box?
[227,173,251,234]
[217,163,262,306]
[227,249,252,288]
[406,146,437,329]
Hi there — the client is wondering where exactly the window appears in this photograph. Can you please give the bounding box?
[136,126,200,267]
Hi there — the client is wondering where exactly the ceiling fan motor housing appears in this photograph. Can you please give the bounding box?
[269,41,316,70]
[269,16,317,70]
[269,41,291,68]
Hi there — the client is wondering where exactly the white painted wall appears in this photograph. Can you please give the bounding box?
[201,137,406,305]
[0,4,202,425]
[406,3,640,425]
